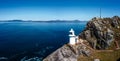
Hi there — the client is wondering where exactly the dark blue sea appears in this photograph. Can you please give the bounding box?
[0,22,87,61]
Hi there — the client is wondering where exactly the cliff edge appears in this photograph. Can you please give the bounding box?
[43,16,120,61]
[79,16,120,49]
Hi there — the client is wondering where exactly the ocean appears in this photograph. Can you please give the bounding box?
[0,22,87,60]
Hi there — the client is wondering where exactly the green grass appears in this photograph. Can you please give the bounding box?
[78,49,120,61]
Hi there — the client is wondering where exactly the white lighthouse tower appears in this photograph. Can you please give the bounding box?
[69,28,76,45]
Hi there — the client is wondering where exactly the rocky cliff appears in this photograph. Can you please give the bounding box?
[79,16,120,49]
[43,43,91,61]
[43,16,120,61]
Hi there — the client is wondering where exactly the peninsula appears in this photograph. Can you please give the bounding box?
[43,16,120,61]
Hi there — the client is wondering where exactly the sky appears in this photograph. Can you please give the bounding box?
[0,0,120,21]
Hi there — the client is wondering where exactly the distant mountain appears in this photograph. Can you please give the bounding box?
[7,20,24,22]
[0,20,24,22]
[0,20,88,22]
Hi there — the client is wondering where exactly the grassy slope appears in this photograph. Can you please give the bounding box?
[78,49,120,61]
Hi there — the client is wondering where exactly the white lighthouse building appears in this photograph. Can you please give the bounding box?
[69,28,78,45]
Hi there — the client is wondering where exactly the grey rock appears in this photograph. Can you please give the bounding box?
[43,45,77,61]
[79,16,120,49]
[43,44,91,61]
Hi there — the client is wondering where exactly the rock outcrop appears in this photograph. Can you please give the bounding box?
[79,16,120,49]
[43,16,120,61]
[43,43,91,61]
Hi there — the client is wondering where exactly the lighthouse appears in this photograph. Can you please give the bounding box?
[69,28,76,45]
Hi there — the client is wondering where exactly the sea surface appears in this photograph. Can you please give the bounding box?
[0,22,87,60]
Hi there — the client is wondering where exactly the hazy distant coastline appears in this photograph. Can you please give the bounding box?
[0,20,88,23]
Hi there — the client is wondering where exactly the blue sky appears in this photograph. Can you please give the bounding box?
[0,0,120,21]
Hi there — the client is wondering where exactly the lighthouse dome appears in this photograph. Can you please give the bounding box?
[69,28,75,36]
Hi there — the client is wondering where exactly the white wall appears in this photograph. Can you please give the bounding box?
[69,37,76,45]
